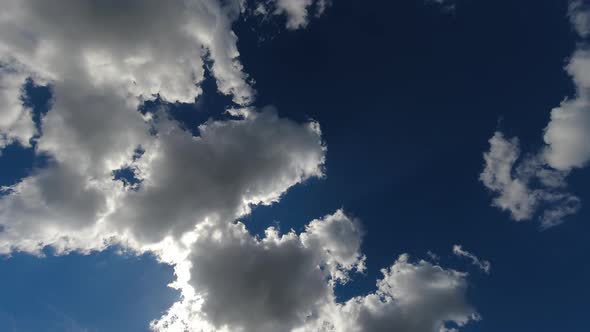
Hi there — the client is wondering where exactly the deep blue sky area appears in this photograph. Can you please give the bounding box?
[1,0,589,331]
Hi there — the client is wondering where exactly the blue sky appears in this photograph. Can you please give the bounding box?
[0,0,589,331]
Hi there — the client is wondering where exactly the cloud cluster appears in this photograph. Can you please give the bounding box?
[152,213,478,332]
[480,132,580,228]
[0,0,257,104]
[0,108,325,254]
[480,3,590,227]
[0,0,331,254]
[0,1,479,332]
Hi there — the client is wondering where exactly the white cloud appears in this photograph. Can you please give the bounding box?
[544,49,590,170]
[0,108,326,254]
[480,132,580,228]
[0,2,481,332]
[0,0,254,107]
[152,214,477,332]
[480,3,590,226]
[453,245,491,274]
[328,254,478,332]
[301,210,366,283]
[109,108,325,244]
[480,133,537,222]
[186,211,362,332]
[0,0,329,254]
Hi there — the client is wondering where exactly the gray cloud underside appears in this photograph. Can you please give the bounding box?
[153,212,477,332]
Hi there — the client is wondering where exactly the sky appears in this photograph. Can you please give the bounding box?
[0,0,589,331]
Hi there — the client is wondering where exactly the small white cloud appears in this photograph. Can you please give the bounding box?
[453,245,491,274]
[480,132,580,228]
[480,133,538,222]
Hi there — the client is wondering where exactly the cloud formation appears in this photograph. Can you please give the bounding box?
[0,108,325,254]
[152,213,478,332]
[166,211,364,332]
[333,254,477,332]
[480,3,590,227]
[0,0,328,254]
[0,1,480,332]
[480,132,580,228]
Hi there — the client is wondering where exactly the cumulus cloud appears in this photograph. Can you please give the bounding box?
[326,254,478,332]
[187,211,362,332]
[152,214,477,332]
[0,2,481,332]
[110,108,325,244]
[544,49,590,170]
[0,108,325,254]
[0,0,253,105]
[453,245,491,274]
[0,0,330,254]
[480,3,590,227]
[480,132,580,228]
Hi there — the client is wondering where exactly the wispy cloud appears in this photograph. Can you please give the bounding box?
[453,245,491,274]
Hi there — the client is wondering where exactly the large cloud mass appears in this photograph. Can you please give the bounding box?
[0,1,479,331]
[0,108,326,254]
